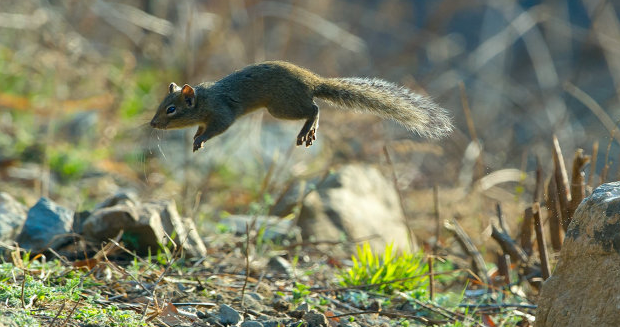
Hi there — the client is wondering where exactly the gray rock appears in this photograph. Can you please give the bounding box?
[60,110,99,140]
[240,321,264,327]
[304,310,328,327]
[157,202,208,258]
[94,191,139,209]
[245,292,264,302]
[536,182,620,327]
[219,303,242,325]
[82,193,207,257]
[271,298,292,312]
[294,302,310,313]
[337,323,361,327]
[0,192,27,242]
[260,320,288,327]
[15,197,74,252]
[296,164,415,252]
[241,293,263,312]
[267,256,293,276]
[290,302,310,319]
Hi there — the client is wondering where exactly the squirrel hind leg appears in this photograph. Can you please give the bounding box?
[296,103,319,147]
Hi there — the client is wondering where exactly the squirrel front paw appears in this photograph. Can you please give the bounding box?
[193,139,205,152]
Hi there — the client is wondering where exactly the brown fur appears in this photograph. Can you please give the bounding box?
[150,61,452,151]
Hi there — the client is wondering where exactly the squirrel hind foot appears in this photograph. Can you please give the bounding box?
[296,109,319,147]
[296,128,316,147]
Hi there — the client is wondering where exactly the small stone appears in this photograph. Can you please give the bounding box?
[260,320,289,327]
[15,197,74,252]
[241,321,264,327]
[290,302,310,319]
[289,310,305,320]
[242,293,264,312]
[219,303,242,325]
[272,298,293,313]
[267,256,293,276]
[246,292,264,301]
[366,300,381,312]
[338,323,361,327]
[294,302,310,313]
[304,310,328,327]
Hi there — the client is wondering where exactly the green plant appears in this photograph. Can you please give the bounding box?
[292,282,311,304]
[338,242,429,294]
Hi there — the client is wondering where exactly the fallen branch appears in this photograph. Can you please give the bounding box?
[491,225,528,264]
[445,217,490,285]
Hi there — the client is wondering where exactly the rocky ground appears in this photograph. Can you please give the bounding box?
[0,176,536,326]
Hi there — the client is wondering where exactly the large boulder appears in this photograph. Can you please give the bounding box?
[293,164,415,252]
[0,192,28,243]
[536,182,620,326]
[15,197,74,252]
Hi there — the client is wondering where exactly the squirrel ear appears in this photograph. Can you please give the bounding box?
[169,82,180,93]
[181,84,195,107]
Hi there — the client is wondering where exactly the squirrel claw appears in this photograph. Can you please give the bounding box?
[297,128,316,147]
[193,140,204,152]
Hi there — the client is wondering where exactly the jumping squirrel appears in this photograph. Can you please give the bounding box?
[150,61,452,152]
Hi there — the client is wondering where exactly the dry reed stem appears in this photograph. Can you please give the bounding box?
[459,81,484,182]
[552,136,571,231]
[496,203,507,233]
[568,149,589,221]
[430,185,440,301]
[496,252,511,285]
[534,157,543,203]
[533,203,551,280]
[241,222,250,308]
[428,255,434,301]
[564,82,619,141]
[491,225,528,264]
[589,141,599,189]
[445,216,489,285]
[521,207,534,256]
[546,175,563,251]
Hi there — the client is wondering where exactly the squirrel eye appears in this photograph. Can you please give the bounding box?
[166,106,176,115]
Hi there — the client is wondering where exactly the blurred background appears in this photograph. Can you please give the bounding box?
[1,0,618,239]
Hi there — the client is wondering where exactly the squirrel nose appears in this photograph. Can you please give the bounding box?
[150,120,156,128]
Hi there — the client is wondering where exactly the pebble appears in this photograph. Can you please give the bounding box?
[240,321,264,327]
[304,310,329,327]
[219,303,243,325]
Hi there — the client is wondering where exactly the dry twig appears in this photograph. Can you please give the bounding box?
[589,141,599,189]
[546,175,563,250]
[520,207,534,256]
[445,217,489,285]
[552,135,571,231]
[533,203,551,280]
[569,149,590,220]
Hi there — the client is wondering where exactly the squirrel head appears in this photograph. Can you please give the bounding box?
[150,83,198,129]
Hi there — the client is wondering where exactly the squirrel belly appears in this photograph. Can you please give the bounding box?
[149,61,452,152]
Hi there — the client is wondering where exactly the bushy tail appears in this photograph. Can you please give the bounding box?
[314,77,452,138]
